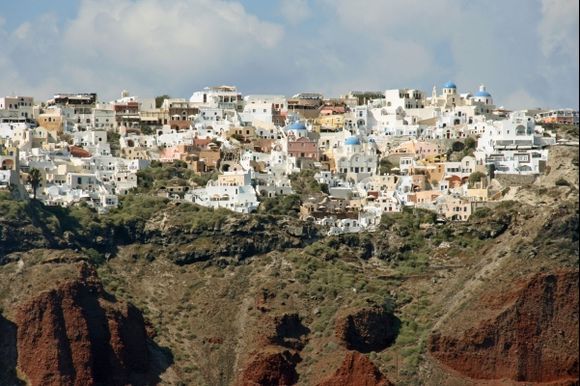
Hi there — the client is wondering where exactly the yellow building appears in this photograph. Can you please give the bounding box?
[465,188,488,201]
[217,173,246,186]
[0,141,19,170]
[37,113,64,133]
[314,114,344,132]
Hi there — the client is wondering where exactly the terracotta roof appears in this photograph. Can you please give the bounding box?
[69,146,91,158]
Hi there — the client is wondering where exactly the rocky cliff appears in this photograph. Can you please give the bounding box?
[15,264,156,386]
[429,270,579,384]
[317,351,392,386]
[335,306,399,353]
[0,148,578,385]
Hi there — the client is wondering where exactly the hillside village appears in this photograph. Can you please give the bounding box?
[0,84,577,235]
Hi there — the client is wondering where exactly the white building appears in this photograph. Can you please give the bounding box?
[241,95,287,127]
[384,89,425,111]
[190,85,243,111]
[333,136,379,182]
[474,112,550,174]
[186,170,259,213]
[0,96,34,121]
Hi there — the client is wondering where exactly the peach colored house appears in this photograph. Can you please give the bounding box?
[198,149,221,171]
[391,139,443,159]
[413,162,446,186]
[407,190,443,205]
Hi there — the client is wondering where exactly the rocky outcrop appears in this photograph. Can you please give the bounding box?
[0,313,20,385]
[15,264,151,386]
[264,313,310,350]
[165,216,320,265]
[317,351,392,386]
[0,196,321,266]
[239,350,300,386]
[335,307,400,353]
[239,312,309,385]
[429,270,579,384]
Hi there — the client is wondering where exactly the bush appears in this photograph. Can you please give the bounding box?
[136,161,218,192]
[468,171,486,187]
[464,137,477,150]
[380,207,436,230]
[379,158,395,175]
[289,169,324,196]
[470,207,492,219]
[258,194,301,216]
[451,141,465,152]
[0,191,29,220]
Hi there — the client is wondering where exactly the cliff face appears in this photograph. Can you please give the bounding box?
[335,306,399,353]
[238,313,309,386]
[317,351,393,386]
[239,350,300,386]
[429,270,579,384]
[15,264,151,386]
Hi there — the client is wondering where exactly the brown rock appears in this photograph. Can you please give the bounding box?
[317,351,393,386]
[16,264,150,386]
[256,288,276,313]
[264,313,310,350]
[429,270,579,384]
[239,350,299,386]
[335,306,399,353]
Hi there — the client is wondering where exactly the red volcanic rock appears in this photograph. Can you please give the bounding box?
[317,351,393,386]
[335,306,399,353]
[239,350,299,386]
[429,270,579,384]
[16,264,149,386]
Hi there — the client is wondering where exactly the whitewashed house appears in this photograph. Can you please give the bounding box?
[186,170,259,213]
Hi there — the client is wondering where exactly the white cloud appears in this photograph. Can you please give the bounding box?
[0,0,577,108]
[61,0,284,97]
[280,0,312,25]
[0,0,284,101]
[503,89,545,110]
[538,0,579,58]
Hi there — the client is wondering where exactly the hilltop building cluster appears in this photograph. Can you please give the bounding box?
[1,83,575,234]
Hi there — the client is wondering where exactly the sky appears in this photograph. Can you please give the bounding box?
[0,0,578,110]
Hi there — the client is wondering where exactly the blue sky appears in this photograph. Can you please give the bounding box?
[0,0,578,109]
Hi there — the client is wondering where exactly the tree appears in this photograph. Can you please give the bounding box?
[379,158,395,175]
[155,95,171,108]
[258,194,301,216]
[141,125,154,135]
[464,137,477,150]
[27,168,41,200]
[451,141,465,152]
[468,171,486,187]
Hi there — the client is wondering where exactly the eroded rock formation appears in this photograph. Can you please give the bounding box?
[317,351,393,386]
[335,306,399,353]
[16,264,151,386]
[239,350,300,386]
[429,270,579,384]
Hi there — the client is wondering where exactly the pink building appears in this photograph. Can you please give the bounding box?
[287,136,319,160]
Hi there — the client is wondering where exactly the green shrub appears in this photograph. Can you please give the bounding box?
[468,171,486,187]
[289,169,324,196]
[258,194,301,216]
[84,248,105,265]
[470,207,492,219]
